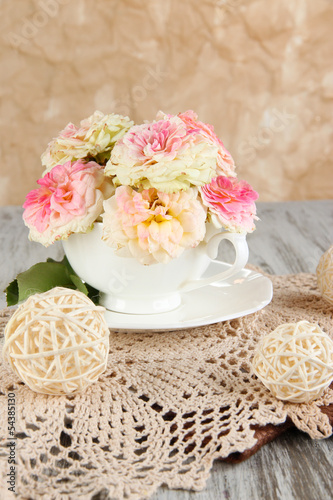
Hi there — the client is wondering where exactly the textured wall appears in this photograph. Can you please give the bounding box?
[1,0,332,205]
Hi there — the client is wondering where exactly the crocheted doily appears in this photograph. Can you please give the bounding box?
[0,271,332,500]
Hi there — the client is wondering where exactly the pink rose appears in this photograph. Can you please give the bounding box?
[102,186,207,264]
[106,116,218,192]
[158,110,236,177]
[23,160,105,246]
[119,118,189,163]
[200,176,259,233]
[41,111,133,173]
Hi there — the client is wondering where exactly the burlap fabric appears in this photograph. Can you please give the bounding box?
[0,270,332,500]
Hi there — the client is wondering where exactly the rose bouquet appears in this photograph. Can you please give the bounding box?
[22,110,258,267]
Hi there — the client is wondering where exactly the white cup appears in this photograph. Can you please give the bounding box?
[63,223,249,314]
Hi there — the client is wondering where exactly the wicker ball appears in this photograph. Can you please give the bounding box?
[3,287,109,395]
[251,321,333,403]
[317,245,333,305]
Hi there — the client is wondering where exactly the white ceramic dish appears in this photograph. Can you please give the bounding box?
[63,223,249,314]
[104,261,273,331]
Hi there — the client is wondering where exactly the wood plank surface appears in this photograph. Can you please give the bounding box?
[0,201,332,500]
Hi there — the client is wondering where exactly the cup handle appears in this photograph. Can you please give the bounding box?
[179,232,249,293]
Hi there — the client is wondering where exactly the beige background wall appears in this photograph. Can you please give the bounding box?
[0,0,332,205]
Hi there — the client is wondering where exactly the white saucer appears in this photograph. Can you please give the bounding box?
[104,261,273,332]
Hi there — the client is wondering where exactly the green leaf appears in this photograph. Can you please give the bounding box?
[5,279,19,306]
[63,256,100,302]
[4,256,100,306]
[47,255,72,271]
[16,262,75,303]
[69,274,88,295]
[85,283,100,305]
[93,151,111,165]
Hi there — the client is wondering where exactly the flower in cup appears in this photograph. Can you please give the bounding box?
[157,110,236,178]
[23,160,106,246]
[200,176,258,233]
[42,111,134,173]
[105,116,218,192]
[102,186,207,264]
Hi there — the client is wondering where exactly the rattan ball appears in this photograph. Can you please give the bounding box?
[317,245,333,305]
[3,287,109,395]
[251,321,333,403]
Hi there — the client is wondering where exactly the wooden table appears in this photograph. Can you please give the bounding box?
[0,201,332,500]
